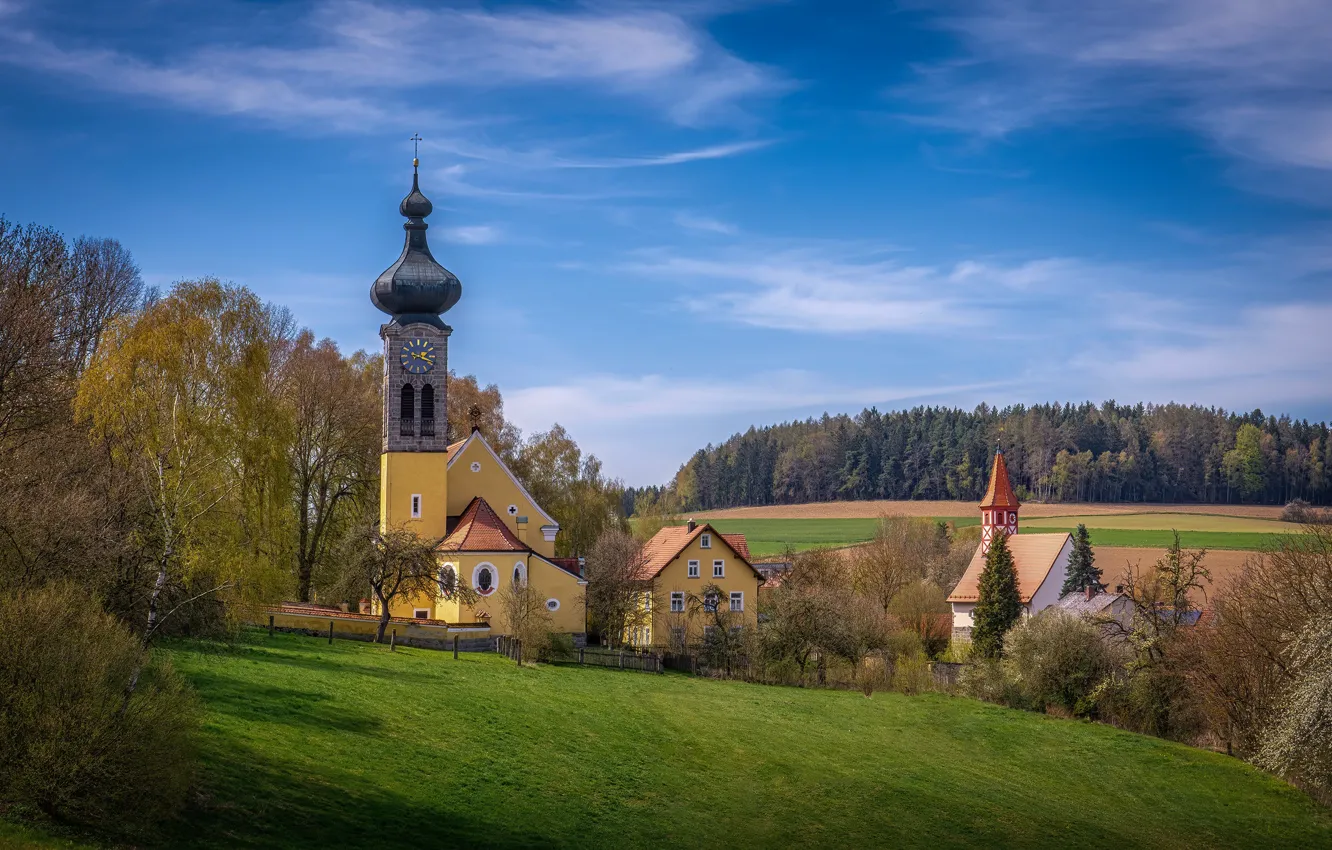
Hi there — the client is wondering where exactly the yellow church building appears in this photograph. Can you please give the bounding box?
[369,154,587,642]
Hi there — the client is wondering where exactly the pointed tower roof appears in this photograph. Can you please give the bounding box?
[370,153,462,330]
[979,448,1020,509]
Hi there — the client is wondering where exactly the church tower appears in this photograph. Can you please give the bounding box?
[371,153,462,541]
[979,447,1020,554]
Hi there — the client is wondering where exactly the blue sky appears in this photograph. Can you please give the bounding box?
[2,0,1330,484]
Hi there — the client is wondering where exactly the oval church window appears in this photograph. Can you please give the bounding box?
[474,564,495,596]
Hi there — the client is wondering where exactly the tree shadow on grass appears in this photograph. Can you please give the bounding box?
[188,671,384,736]
[165,738,552,850]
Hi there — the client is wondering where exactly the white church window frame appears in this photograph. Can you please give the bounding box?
[473,562,497,597]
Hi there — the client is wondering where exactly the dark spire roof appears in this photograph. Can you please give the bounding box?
[370,157,462,329]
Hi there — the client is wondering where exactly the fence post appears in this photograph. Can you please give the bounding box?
[619,649,625,669]
[390,629,396,652]
[453,634,459,659]
[328,620,334,645]
[579,647,584,665]
[268,614,274,637]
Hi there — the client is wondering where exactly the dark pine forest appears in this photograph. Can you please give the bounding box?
[651,402,1332,511]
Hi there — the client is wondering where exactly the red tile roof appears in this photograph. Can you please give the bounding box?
[546,557,584,579]
[720,533,750,561]
[437,497,527,553]
[947,533,1070,603]
[635,523,760,581]
[446,438,467,463]
[979,449,1020,509]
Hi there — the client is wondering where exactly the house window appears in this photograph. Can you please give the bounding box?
[713,560,724,578]
[413,609,430,619]
[704,592,718,613]
[687,560,700,578]
[670,626,685,646]
[704,625,717,641]
[700,533,711,549]
[670,591,685,613]
[643,592,652,612]
[411,494,422,518]
[729,626,742,637]
[729,591,744,612]
[512,562,525,586]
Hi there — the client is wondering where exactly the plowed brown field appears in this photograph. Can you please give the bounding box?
[694,501,1285,521]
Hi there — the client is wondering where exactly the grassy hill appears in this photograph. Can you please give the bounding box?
[13,630,1327,848]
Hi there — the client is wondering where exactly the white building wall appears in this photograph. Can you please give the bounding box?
[1026,537,1073,616]
[951,601,975,631]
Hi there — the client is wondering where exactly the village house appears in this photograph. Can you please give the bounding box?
[1055,585,1135,630]
[947,449,1072,637]
[626,521,764,650]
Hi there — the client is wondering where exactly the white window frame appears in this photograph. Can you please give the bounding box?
[700,533,711,549]
[512,561,526,586]
[729,591,744,612]
[410,494,422,518]
[413,608,430,619]
[545,598,561,612]
[713,559,725,578]
[687,559,700,578]
[704,592,719,613]
[473,562,497,596]
[670,591,685,613]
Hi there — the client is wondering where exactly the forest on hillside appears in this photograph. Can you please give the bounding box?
[635,403,1332,512]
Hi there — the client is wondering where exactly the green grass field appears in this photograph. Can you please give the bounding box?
[701,517,1292,558]
[14,630,1328,849]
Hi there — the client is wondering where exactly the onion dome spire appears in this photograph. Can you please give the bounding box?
[370,140,462,329]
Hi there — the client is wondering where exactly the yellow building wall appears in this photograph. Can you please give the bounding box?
[446,438,557,559]
[640,535,761,648]
[392,552,586,635]
[380,451,450,541]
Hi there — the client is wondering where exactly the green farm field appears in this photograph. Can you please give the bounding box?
[12,630,1329,849]
[700,515,1295,559]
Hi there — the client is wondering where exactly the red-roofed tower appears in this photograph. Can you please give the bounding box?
[979,448,1020,554]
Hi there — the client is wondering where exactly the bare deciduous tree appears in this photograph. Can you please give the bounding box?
[283,333,380,602]
[583,527,651,647]
[498,579,553,665]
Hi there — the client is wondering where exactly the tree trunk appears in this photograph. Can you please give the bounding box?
[122,552,170,713]
[297,556,313,604]
[375,593,391,643]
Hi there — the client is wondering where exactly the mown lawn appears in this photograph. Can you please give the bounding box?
[16,629,1325,849]
[702,517,1290,558]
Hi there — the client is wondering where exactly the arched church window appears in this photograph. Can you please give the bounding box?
[439,565,457,598]
[420,384,435,419]
[400,384,415,420]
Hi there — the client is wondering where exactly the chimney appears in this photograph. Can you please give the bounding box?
[687,518,697,532]
[1085,585,1094,601]
[516,515,528,544]
[1115,584,1124,594]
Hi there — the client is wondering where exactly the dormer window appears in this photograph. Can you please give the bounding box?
[700,533,711,549]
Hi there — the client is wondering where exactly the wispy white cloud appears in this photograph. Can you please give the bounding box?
[0,1,784,131]
[622,246,1116,333]
[439,225,502,245]
[506,371,1002,425]
[674,212,738,235]
[1074,301,1332,406]
[902,0,1332,178]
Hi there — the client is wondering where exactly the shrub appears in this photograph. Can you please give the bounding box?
[892,650,933,696]
[1256,619,1332,797]
[886,581,951,658]
[1281,499,1332,525]
[543,631,576,661]
[959,657,1019,706]
[1002,610,1120,718]
[0,584,198,831]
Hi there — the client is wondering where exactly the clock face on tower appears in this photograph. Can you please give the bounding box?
[399,339,437,374]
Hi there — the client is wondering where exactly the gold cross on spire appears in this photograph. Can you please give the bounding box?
[410,133,423,168]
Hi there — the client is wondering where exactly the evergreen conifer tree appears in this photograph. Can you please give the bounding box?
[1060,524,1101,595]
[971,531,1023,659]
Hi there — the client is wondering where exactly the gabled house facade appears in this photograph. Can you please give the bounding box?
[628,521,763,650]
